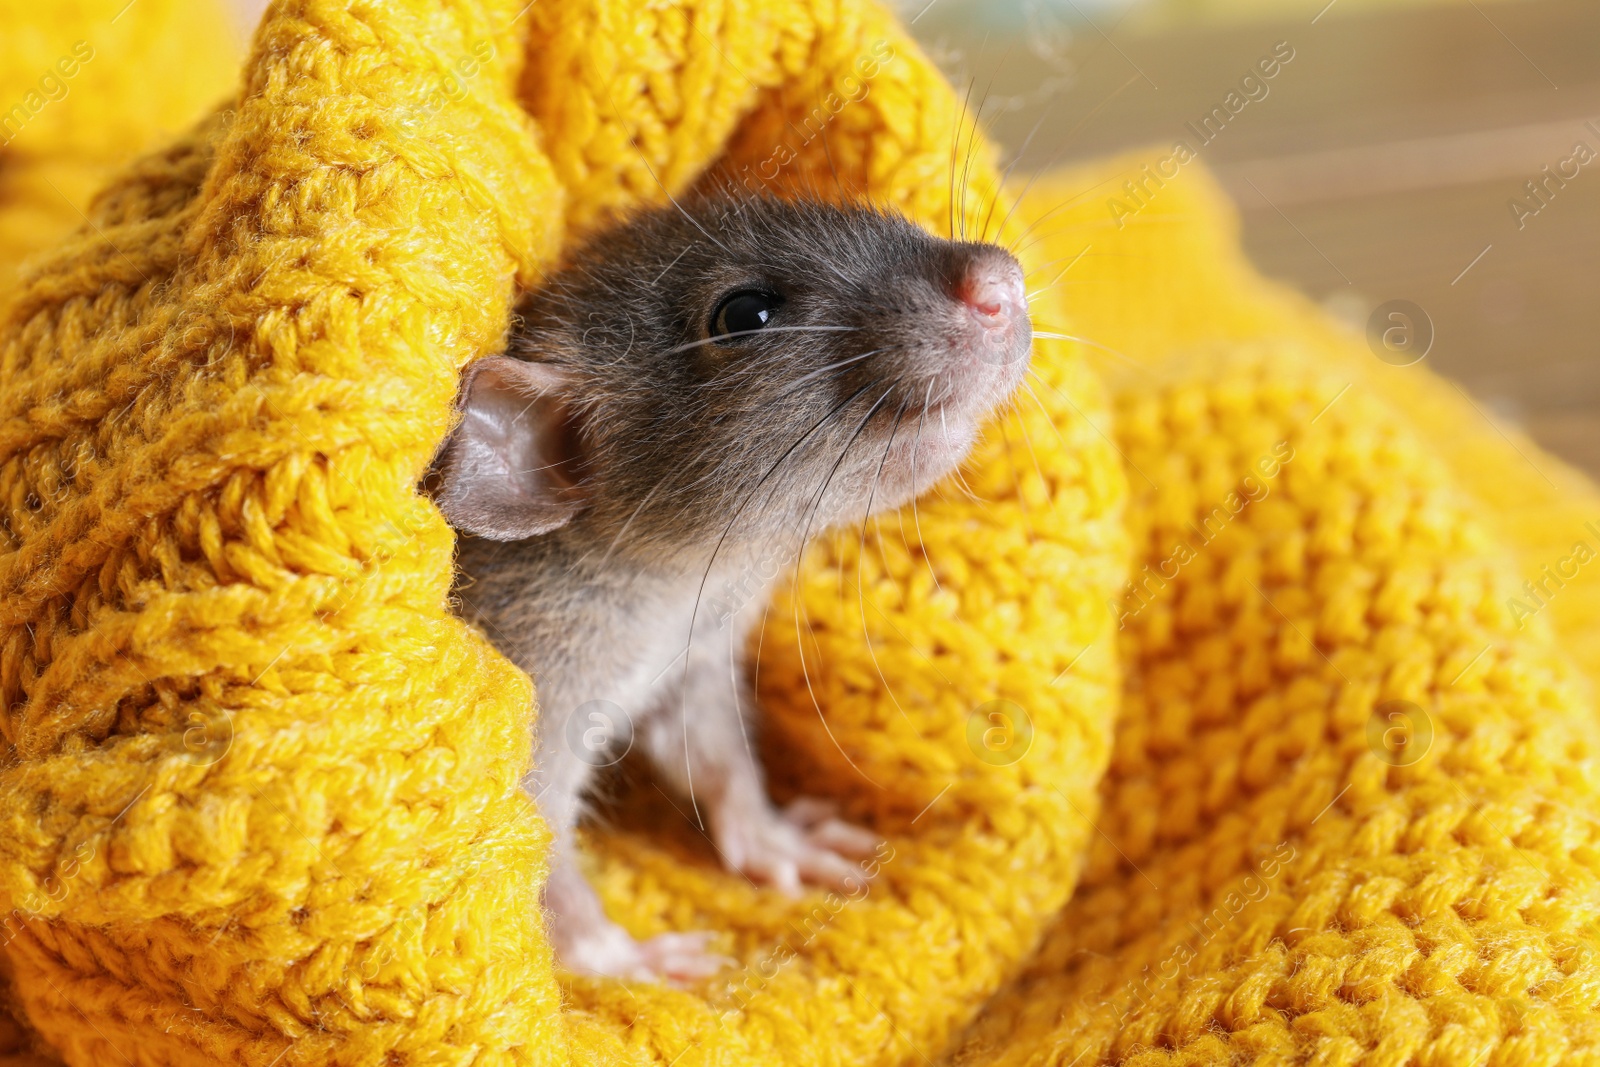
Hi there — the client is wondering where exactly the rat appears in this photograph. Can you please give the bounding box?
[431,191,1032,981]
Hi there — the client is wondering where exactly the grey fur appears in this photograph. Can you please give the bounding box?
[436,192,1031,979]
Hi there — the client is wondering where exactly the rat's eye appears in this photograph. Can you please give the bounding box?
[711,290,781,342]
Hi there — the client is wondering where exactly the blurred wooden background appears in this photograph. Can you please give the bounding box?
[909,0,1600,478]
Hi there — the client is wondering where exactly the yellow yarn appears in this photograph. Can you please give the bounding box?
[3,2,1600,1067]
[946,161,1600,1065]
[0,0,240,302]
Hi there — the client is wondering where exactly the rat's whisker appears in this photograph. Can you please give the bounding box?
[817,122,862,204]
[787,384,896,787]
[1023,368,1153,494]
[842,396,906,604]
[799,387,895,558]
[1003,173,1137,258]
[671,377,883,831]
[676,374,882,720]
[1030,329,1144,370]
[979,109,1050,244]
[948,74,980,242]
[852,400,916,726]
[939,405,982,503]
[711,344,902,413]
[649,241,697,286]
[603,90,732,256]
[1018,378,1074,453]
[993,72,1143,246]
[954,29,1010,244]
[584,476,670,571]
[771,348,886,397]
[1010,226,1154,265]
[660,325,860,357]
[736,591,778,772]
[907,385,942,594]
[958,62,1001,243]
[1019,244,1101,282]
[1024,244,1099,300]
[997,418,1035,541]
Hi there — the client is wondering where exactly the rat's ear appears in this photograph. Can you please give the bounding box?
[433,356,586,541]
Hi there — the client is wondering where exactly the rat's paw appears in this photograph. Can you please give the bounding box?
[630,931,733,984]
[715,796,881,897]
[556,920,731,984]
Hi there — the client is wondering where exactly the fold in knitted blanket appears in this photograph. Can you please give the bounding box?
[3,2,1600,1066]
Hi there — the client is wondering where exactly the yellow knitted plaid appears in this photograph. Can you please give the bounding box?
[949,160,1600,1066]
[4,1,1600,1066]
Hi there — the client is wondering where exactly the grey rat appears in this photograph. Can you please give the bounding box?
[433,192,1032,981]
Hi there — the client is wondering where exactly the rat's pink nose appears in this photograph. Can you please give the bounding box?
[943,247,1032,372]
[955,250,1027,326]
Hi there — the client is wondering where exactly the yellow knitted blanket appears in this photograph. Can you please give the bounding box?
[4,2,1600,1065]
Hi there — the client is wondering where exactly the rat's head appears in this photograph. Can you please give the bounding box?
[433,194,1031,558]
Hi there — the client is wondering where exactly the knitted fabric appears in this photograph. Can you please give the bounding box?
[945,162,1600,1066]
[3,2,1600,1067]
[0,0,1121,1063]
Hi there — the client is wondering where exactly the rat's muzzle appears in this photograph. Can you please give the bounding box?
[824,237,1032,425]
[956,247,1029,342]
[941,244,1033,404]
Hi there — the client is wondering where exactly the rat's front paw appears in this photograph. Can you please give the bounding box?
[554,919,730,984]
[714,796,881,897]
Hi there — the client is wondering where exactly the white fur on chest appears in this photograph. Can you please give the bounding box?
[526,559,777,768]
[609,564,770,726]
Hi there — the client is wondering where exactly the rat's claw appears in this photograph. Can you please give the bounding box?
[715,795,882,896]
[631,931,734,984]
[557,920,731,984]
[781,798,881,857]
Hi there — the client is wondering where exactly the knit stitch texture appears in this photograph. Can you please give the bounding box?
[3,1,1600,1066]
